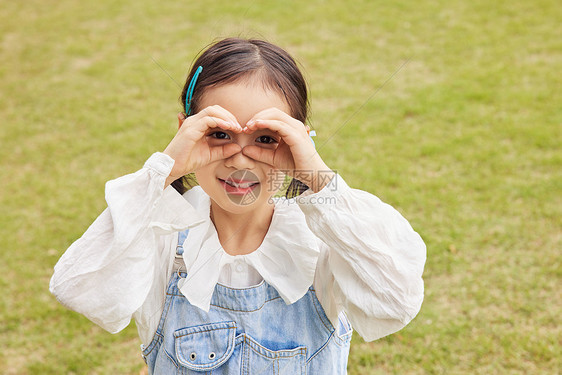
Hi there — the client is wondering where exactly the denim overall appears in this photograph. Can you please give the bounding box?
[141,229,353,374]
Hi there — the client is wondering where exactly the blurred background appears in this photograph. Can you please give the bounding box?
[0,0,559,373]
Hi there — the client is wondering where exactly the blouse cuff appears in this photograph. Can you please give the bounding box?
[296,173,350,211]
[144,152,205,232]
[143,152,175,177]
[151,187,205,233]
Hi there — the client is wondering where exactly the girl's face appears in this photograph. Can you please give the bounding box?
[194,80,290,214]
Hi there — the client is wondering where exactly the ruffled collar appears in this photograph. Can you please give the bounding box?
[177,187,320,312]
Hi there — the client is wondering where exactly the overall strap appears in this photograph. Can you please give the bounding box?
[172,229,189,274]
[176,229,190,256]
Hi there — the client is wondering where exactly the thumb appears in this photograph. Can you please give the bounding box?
[208,143,242,163]
[242,145,275,166]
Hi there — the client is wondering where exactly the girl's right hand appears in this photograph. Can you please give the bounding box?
[163,105,243,187]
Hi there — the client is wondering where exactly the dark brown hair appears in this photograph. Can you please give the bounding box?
[172,38,310,198]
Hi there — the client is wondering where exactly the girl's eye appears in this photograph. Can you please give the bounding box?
[256,135,278,144]
[209,131,230,140]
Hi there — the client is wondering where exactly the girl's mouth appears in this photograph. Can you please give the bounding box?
[218,178,260,195]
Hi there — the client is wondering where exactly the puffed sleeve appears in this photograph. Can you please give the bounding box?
[297,174,426,341]
[49,152,204,335]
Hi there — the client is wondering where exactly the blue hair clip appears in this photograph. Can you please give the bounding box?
[308,129,316,148]
[185,66,203,116]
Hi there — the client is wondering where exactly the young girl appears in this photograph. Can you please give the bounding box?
[50,38,426,374]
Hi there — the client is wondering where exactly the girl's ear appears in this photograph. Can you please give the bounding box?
[178,113,186,129]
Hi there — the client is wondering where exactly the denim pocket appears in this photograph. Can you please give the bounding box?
[244,334,307,375]
[173,321,236,371]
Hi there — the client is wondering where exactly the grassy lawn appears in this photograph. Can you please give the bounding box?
[1,0,560,373]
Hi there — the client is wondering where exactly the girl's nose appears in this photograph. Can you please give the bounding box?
[224,150,256,170]
[223,135,255,170]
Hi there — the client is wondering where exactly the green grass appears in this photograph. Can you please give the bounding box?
[1,0,560,373]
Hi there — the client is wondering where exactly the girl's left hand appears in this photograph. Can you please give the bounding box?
[241,108,335,192]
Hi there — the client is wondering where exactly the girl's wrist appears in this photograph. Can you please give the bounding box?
[308,170,336,193]
[296,159,335,193]
[164,175,177,189]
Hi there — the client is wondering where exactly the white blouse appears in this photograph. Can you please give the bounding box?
[49,152,426,345]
